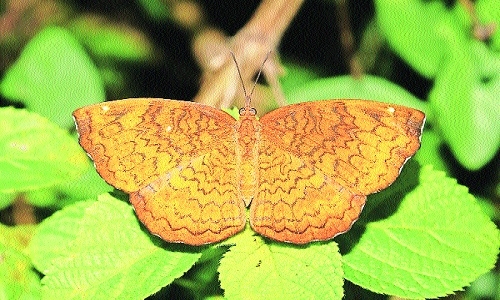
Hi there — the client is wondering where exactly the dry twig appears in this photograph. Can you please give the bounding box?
[192,0,305,114]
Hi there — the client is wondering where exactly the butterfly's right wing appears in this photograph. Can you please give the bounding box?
[73,98,236,193]
[250,99,424,243]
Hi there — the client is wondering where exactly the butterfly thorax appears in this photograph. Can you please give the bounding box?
[234,113,261,207]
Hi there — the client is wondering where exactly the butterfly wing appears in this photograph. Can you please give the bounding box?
[74,99,246,244]
[73,98,236,192]
[250,142,366,243]
[130,148,245,245]
[251,100,424,243]
[259,100,424,195]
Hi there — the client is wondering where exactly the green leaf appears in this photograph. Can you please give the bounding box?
[280,62,319,93]
[467,271,498,299]
[24,188,60,208]
[56,167,113,205]
[0,26,105,128]
[29,194,202,299]
[374,0,499,169]
[0,191,16,210]
[429,41,500,170]
[136,0,171,20]
[285,75,429,119]
[0,107,88,193]
[0,224,41,300]
[413,128,448,174]
[375,0,450,78]
[343,165,500,298]
[223,106,240,120]
[174,247,226,297]
[24,160,114,208]
[24,158,113,208]
[69,16,157,62]
[219,228,344,300]
[22,163,113,208]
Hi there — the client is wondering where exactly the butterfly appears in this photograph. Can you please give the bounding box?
[73,98,424,245]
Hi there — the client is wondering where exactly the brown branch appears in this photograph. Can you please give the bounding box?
[192,0,305,114]
[335,0,363,78]
[459,0,496,41]
[12,196,36,225]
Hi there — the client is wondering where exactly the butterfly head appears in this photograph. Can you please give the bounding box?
[239,100,257,117]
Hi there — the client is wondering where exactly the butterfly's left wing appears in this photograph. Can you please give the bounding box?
[259,100,425,195]
[73,98,237,193]
[250,99,424,243]
[250,141,366,243]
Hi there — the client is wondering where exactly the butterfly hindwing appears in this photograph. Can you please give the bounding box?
[130,149,246,245]
[250,142,366,243]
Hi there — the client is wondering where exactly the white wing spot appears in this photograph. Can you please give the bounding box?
[165,125,173,132]
[387,106,395,114]
[101,105,110,112]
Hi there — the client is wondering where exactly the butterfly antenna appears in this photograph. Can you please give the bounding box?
[250,51,271,100]
[230,51,272,109]
[230,51,249,106]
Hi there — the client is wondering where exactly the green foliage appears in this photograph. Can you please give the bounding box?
[343,165,499,298]
[279,62,319,91]
[29,195,201,299]
[0,191,17,210]
[219,228,344,299]
[136,0,171,21]
[0,26,105,129]
[375,0,500,170]
[376,0,451,78]
[0,225,40,299]
[0,26,112,209]
[0,107,88,193]
[24,166,498,299]
[68,17,157,62]
[429,41,500,170]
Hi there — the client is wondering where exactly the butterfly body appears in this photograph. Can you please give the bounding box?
[73,98,424,245]
[234,112,262,206]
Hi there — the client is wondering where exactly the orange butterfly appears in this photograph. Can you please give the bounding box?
[73,98,424,245]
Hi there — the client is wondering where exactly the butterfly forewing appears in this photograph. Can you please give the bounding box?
[73,98,236,193]
[259,100,425,195]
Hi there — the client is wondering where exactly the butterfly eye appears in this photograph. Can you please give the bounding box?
[239,107,257,116]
